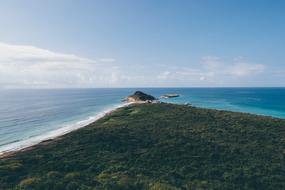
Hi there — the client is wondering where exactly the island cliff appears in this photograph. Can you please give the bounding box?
[126,91,157,103]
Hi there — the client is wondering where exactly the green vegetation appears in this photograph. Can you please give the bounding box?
[1,103,285,190]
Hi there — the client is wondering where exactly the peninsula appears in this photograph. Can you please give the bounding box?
[0,94,285,190]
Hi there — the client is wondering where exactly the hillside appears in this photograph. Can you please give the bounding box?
[126,91,156,102]
[0,103,285,190]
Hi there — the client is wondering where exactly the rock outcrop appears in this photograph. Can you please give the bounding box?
[126,91,156,103]
[160,94,180,98]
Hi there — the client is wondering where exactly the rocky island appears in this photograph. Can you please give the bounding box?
[160,93,180,99]
[125,91,157,103]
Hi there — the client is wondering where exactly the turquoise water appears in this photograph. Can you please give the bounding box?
[144,88,285,118]
[0,88,284,153]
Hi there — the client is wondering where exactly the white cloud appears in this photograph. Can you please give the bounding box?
[155,56,265,87]
[99,58,116,62]
[0,43,120,88]
[0,42,269,88]
[202,56,265,77]
[156,68,206,87]
[229,62,265,77]
[157,71,170,79]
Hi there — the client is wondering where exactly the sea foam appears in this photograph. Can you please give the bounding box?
[0,103,127,155]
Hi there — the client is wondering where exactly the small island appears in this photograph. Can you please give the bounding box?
[160,93,180,99]
[125,91,157,103]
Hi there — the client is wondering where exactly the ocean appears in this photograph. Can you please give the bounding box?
[0,88,285,154]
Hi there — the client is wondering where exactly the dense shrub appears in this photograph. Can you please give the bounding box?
[0,103,285,189]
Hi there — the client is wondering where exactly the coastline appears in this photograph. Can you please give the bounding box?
[2,100,284,159]
[0,102,131,159]
[1,103,285,189]
[1,88,285,159]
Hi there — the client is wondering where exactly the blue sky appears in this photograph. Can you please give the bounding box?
[0,0,284,88]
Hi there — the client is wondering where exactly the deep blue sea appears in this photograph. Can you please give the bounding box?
[0,88,285,154]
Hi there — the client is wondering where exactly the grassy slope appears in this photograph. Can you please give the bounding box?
[0,103,285,190]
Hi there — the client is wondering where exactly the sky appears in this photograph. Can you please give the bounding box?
[0,0,284,88]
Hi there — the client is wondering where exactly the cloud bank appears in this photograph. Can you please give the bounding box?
[157,56,265,87]
[0,42,269,88]
[0,43,120,88]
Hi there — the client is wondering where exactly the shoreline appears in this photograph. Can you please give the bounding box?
[1,100,284,159]
[0,102,131,159]
[1,102,285,189]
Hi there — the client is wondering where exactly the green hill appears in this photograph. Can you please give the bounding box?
[1,103,285,190]
[126,91,156,102]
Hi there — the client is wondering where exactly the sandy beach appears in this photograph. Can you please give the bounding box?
[0,103,130,159]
